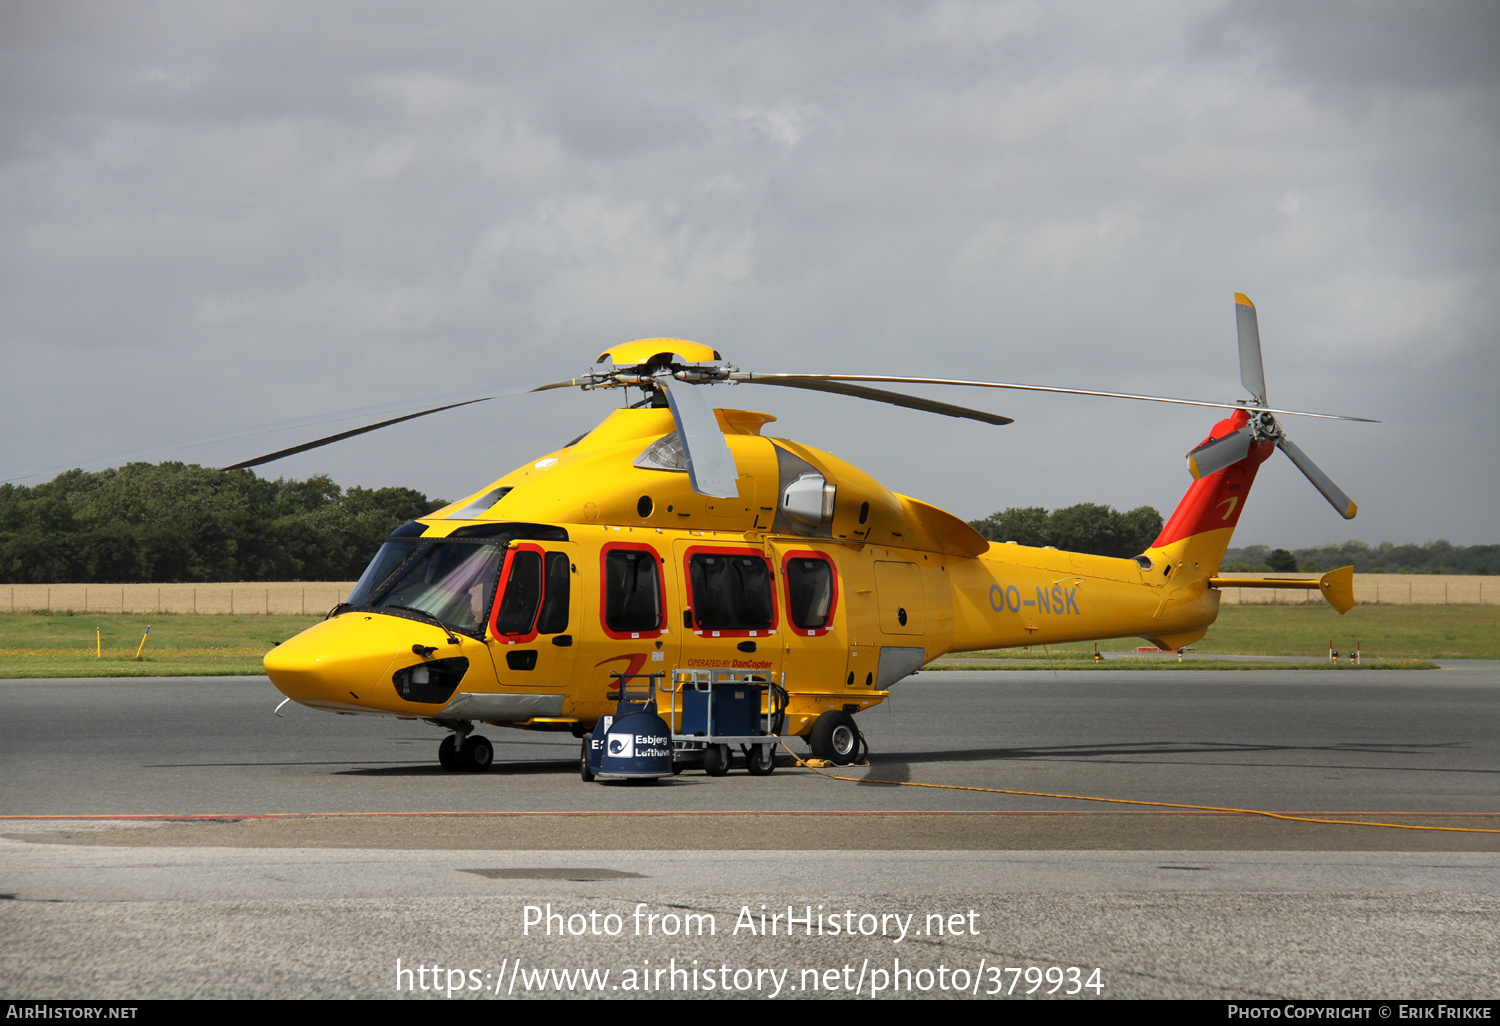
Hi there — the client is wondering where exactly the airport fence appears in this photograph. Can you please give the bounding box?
[1,574,1492,614]
[2,582,358,616]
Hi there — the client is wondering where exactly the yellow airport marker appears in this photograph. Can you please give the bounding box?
[135,625,152,661]
[96,627,101,659]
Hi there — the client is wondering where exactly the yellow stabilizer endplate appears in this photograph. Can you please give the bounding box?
[1319,565,1356,614]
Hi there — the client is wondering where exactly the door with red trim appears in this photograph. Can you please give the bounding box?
[589,540,674,711]
[770,545,851,720]
[672,540,782,689]
[485,541,578,692]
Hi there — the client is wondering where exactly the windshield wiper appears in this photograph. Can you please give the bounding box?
[385,605,463,646]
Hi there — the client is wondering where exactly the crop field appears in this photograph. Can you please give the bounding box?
[0,604,1492,678]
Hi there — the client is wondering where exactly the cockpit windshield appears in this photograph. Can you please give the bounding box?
[342,522,569,638]
[352,539,506,636]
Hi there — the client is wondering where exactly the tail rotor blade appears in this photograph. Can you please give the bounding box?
[1235,293,1268,405]
[1278,436,1358,519]
[653,374,740,498]
[1186,425,1255,479]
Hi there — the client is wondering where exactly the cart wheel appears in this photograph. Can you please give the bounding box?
[809,711,860,765]
[580,739,595,782]
[703,744,732,777]
[746,743,775,776]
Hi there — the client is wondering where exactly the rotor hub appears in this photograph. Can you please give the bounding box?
[1248,409,1282,444]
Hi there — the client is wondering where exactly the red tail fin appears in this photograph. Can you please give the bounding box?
[1149,410,1273,570]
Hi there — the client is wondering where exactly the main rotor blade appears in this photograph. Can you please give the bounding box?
[745,374,1376,423]
[653,374,740,498]
[1278,436,1358,520]
[219,378,582,471]
[4,377,584,483]
[730,374,1013,425]
[220,398,495,471]
[1236,292,1268,406]
[1186,425,1254,480]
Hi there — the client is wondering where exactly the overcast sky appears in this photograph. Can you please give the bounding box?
[3,1,1496,548]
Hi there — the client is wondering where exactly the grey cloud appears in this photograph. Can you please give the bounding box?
[1,1,1494,546]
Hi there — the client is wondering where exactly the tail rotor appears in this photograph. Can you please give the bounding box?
[1186,293,1358,520]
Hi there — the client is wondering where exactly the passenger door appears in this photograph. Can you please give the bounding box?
[673,540,783,690]
[774,544,849,692]
[486,541,578,690]
[587,540,673,712]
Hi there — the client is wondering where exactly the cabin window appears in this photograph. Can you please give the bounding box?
[688,552,774,631]
[604,548,663,633]
[536,551,572,634]
[785,556,835,629]
[493,550,543,635]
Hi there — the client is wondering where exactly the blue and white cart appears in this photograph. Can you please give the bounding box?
[662,667,788,777]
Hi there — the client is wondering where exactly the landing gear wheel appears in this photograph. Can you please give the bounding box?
[460,734,493,772]
[808,711,860,765]
[580,739,595,782]
[438,735,461,771]
[702,743,732,777]
[746,743,776,776]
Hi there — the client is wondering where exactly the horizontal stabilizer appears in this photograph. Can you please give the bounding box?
[1208,565,1356,614]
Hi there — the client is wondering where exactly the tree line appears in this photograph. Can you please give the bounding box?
[1224,541,1495,575]
[968,508,1494,575]
[967,504,1165,559]
[0,463,446,584]
[2,464,1490,583]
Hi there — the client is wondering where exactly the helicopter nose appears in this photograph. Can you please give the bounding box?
[264,614,402,707]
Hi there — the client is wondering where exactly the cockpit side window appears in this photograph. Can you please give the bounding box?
[492,550,543,636]
[536,552,572,635]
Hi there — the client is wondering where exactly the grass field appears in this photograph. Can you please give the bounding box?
[0,604,1492,678]
[0,613,322,678]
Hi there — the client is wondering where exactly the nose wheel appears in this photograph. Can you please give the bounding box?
[439,733,494,772]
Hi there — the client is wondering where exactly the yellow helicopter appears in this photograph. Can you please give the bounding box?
[260,294,1370,771]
